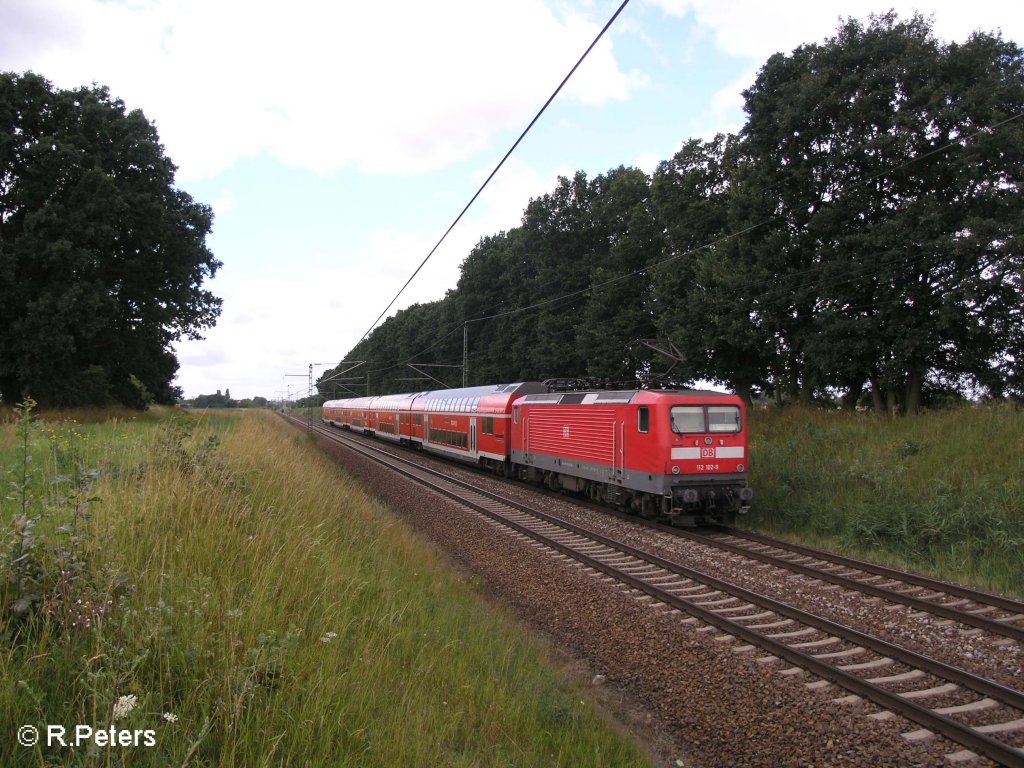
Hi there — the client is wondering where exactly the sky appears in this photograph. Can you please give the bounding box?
[3,0,1022,401]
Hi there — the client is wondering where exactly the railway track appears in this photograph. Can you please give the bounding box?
[294,417,1024,766]
[690,529,1024,644]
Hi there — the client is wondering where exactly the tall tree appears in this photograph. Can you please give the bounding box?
[0,72,221,406]
[519,171,600,377]
[738,14,1024,410]
[651,135,771,400]
[577,166,662,379]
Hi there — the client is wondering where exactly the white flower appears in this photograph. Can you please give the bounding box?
[320,631,338,644]
[112,694,138,721]
[163,712,178,723]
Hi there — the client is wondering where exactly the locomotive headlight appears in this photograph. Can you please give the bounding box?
[737,463,745,472]
[671,466,680,475]
[704,436,714,446]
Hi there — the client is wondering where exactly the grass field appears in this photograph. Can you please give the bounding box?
[3,401,1021,766]
[747,405,1024,597]
[0,405,651,767]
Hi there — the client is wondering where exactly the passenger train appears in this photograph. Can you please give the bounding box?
[323,382,752,526]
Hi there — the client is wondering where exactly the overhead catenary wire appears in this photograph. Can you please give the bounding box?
[355,0,633,348]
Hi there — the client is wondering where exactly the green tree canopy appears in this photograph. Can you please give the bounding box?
[0,72,222,407]
[736,13,1024,410]
[325,13,1023,411]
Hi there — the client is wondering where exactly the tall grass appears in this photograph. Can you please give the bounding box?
[748,405,1024,596]
[1,408,650,767]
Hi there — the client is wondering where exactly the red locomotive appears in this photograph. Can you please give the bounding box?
[323,382,752,526]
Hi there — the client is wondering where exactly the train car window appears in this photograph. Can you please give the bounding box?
[513,406,520,424]
[670,406,705,433]
[638,407,650,433]
[708,406,741,433]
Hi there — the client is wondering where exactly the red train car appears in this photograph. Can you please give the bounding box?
[509,389,752,526]
[324,383,752,526]
[323,382,547,465]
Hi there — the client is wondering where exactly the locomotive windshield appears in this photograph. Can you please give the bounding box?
[670,405,741,434]
[670,406,704,433]
[708,406,741,432]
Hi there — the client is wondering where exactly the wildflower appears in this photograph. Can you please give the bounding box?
[163,712,178,723]
[226,609,242,619]
[112,694,138,720]
[320,631,338,644]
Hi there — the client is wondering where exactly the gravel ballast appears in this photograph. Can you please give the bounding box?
[317,432,1002,767]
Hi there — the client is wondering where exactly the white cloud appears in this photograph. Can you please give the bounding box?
[172,154,571,399]
[1,0,641,181]
[210,191,236,217]
[685,68,751,142]
[633,151,660,174]
[644,0,1024,61]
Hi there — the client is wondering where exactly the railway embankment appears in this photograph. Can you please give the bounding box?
[0,407,650,767]
[316,418,987,767]
[748,405,1024,598]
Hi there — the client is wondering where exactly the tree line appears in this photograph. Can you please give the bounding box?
[180,390,272,409]
[324,14,1024,412]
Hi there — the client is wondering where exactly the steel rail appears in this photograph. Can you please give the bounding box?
[723,528,1024,614]
[663,529,1024,643]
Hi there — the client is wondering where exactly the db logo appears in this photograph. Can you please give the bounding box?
[562,426,571,438]
[700,447,716,458]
